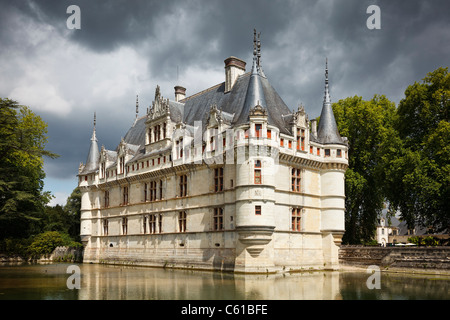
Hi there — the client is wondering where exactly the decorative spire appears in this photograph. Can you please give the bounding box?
[317,58,344,145]
[83,112,100,173]
[242,29,267,118]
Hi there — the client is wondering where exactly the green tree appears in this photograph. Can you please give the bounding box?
[332,95,399,244]
[0,98,58,240]
[64,187,81,241]
[390,67,449,232]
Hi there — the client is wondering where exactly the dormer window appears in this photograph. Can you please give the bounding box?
[255,124,262,138]
[119,156,125,174]
[297,128,305,151]
[100,162,106,179]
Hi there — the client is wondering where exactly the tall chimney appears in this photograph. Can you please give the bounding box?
[224,56,246,93]
[311,119,318,138]
[174,85,186,102]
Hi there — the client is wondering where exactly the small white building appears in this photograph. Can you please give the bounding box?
[78,31,349,273]
[375,209,400,246]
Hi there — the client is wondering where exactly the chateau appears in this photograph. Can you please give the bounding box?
[78,31,349,273]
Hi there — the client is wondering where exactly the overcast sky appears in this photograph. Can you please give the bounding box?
[1,0,449,205]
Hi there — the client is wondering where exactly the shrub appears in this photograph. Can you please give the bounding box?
[27,231,65,257]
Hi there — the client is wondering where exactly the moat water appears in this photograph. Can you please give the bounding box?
[0,263,449,300]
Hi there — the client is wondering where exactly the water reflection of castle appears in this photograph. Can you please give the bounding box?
[78,30,348,273]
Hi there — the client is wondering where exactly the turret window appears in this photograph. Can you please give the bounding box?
[254,160,262,184]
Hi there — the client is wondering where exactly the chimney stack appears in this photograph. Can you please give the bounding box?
[174,85,186,102]
[224,56,246,93]
[311,119,318,138]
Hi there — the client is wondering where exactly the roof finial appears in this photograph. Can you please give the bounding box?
[136,94,139,119]
[91,112,97,142]
[253,29,257,57]
[324,58,331,104]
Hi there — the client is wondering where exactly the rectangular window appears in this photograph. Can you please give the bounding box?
[317,148,321,156]
[214,167,224,192]
[288,140,292,149]
[254,169,261,184]
[143,216,147,234]
[149,214,156,234]
[104,190,109,208]
[267,129,272,139]
[158,214,162,233]
[214,207,224,231]
[255,205,261,215]
[103,219,108,236]
[122,186,129,205]
[292,208,302,231]
[179,174,187,197]
[119,156,125,174]
[291,168,301,192]
[280,138,284,147]
[310,146,313,154]
[179,211,187,232]
[337,149,342,157]
[325,149,331,157]
[150,181,156,201]
[255,124,262,138]
[159,180,163,200]
[144,183,148,202]
[122,217,128,235]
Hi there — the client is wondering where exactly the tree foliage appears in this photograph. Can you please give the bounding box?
[0,98,58,239]
[389,67,449,232]
[333,95,399,244]
[334,67,449,244]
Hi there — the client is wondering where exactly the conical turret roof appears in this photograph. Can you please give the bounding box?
[317,59,345,145]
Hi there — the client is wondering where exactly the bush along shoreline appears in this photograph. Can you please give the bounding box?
[0,231,83,263]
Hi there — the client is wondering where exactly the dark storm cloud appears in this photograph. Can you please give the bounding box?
[1,0,450,192]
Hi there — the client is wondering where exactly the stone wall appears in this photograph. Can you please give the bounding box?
[49,246,84,263]
[339,246,450,270]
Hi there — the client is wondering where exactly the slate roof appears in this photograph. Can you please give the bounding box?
[181,70,292,135]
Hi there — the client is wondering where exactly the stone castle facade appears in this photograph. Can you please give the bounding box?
[78,31,348,273]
